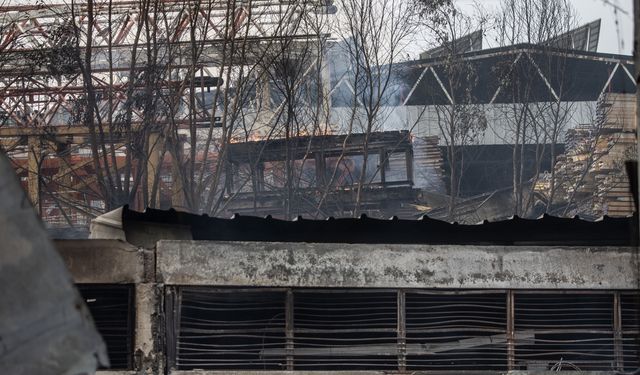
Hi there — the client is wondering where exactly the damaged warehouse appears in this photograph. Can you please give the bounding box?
[222,131,430,219]
[0,1,637,225]
[48,205,640,374]
[0,0,638,374]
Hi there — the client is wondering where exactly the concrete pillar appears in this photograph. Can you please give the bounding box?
[320,50,333,130]
[134,283,163,374]
[253,67,273,135]
[258,68,271,112]
[27,136,40,213]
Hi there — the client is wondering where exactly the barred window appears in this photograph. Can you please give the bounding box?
[77,284,135,370]
[167,287,640,373]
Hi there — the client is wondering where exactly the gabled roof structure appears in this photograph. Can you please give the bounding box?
[544,19,601,52]
[331,44,635,107]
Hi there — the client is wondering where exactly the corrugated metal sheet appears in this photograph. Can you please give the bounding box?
[120,205,637,246]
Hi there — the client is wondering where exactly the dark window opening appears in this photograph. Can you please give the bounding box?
[621,293,640,372]
[514,293,614,372]
[177,289,287,370]
[406,292,507,371]
[77,284,135,370]
[170,288,640,373]
[292,290,397,370]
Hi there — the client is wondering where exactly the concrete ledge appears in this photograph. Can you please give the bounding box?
[156,241,639,289]
[55,239,151,283]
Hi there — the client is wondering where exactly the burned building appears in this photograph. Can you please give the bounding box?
[0,11,636,229]
[222,131,443,219]
[329,23,637,220]
[52,205,640,374]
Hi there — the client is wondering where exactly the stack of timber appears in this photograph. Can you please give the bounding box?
[381,135,446,219]
[596,93,636,216]
[553,93,636,217]
[412,135,445,194]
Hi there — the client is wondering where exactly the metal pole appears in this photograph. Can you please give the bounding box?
[397,289,406,371]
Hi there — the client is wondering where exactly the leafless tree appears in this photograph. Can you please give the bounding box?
[329,0,423,217]
[29,0,329,221]
[494,0,577,217]
[0,0,453,224]
[421,4,488,220]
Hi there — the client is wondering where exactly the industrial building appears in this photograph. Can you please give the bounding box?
[329,26,637,219]
[50,205,640,374]
[0,8,636,227]
[0,3,638,375]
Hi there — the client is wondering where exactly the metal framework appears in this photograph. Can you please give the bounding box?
[0,0,332,223]
[0,0,327,134]
[1,3,635,226]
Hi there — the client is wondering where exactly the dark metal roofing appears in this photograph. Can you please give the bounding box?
[330,44,636,107]
[404,51,635,105]
[122,205,638,246]
[544,19,601,52]
[411,43,634,67]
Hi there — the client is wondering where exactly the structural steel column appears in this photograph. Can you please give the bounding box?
[613,291,624,370]
[506,290,515,371]
[164,286,178,371]
[397,289,406,371]
[285,289,294,370]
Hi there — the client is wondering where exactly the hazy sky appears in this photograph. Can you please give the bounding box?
[454,0,634,55]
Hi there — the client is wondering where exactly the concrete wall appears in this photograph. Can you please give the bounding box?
[330,102,597,145]
[156,241,639,290]
[54,239,640,375]
[55,239,152,284]
[55,240,161,375]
